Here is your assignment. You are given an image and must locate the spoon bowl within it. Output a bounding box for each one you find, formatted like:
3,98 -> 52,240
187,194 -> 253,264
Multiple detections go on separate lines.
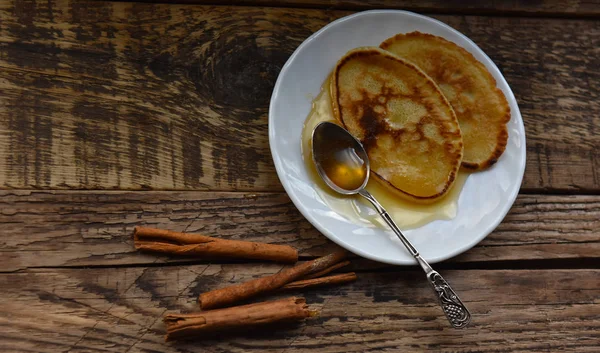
311,121 -> 370,195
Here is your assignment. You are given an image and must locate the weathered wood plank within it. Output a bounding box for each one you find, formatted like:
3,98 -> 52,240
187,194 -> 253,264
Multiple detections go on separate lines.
2,190 -> 599,271
1,266 -> 598,352
0,1 -> 599,191
171,0 -> 600,17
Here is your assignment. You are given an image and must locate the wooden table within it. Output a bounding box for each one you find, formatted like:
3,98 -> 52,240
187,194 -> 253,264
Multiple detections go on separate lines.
1,0 -> 599,351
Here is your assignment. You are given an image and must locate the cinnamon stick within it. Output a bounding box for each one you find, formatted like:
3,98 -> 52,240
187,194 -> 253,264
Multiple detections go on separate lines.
198,250 -> 347,309
133,226 -> 298,263
164,297 -> 315,341
281,273 -> 357,290
301,260 -> 351,280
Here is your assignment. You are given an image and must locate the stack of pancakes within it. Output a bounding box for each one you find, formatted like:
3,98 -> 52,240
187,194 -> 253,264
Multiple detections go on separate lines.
331,32 -> 510,203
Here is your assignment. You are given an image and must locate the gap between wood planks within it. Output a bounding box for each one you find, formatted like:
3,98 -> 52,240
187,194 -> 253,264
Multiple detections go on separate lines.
2,187 -> 600,195
99,0 -> 600,19
3,257 -> 599,274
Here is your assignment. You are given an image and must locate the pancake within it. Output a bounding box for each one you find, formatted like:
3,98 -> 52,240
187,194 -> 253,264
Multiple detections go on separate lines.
331,47 -> 463,203
380,32 -> 510,170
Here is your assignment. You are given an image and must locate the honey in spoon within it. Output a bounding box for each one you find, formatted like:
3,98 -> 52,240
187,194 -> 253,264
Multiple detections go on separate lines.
322,147 -> 367,191
312,124 -> 368,192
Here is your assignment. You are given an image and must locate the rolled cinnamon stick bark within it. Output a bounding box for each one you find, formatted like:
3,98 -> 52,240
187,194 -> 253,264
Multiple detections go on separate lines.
133,227 -> 298,263
302,260 -> 351,280
198,250 -> 347,309
281,273 -> 357,290
164,297 -> 314,341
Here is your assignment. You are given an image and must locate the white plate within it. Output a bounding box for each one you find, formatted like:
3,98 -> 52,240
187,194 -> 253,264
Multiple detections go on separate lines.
269,10 -> 526,265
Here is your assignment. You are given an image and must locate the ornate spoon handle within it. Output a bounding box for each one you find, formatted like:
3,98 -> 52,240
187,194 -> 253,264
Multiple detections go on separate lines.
359,189 -> 471,329
427,270 -> 471,329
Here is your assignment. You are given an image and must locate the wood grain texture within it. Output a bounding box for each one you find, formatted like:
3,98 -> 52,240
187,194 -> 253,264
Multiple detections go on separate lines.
2,190 -> 599,271
170,0 -> 600,17
0,1 -> 599,191
1,266 -> 598,352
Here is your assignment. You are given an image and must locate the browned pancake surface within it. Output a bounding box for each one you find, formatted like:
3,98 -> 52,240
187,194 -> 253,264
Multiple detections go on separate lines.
332,47 -> 463,203
381,32 -> 510,170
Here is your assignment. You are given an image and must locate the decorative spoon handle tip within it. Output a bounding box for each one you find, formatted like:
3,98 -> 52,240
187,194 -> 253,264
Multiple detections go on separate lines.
427,271 -> 471,329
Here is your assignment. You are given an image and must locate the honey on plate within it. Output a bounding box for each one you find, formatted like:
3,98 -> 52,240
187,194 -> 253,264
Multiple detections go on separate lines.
301,77 -> 468,230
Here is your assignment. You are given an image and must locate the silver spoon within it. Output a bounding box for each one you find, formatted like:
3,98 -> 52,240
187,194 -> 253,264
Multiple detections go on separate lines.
311,121 -> 471,329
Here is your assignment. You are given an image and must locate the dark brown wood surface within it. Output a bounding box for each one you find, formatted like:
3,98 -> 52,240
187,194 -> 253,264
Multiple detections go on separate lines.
1,0 -> 599,352
2,190 -> 599,271
139,0 -> 600,17
1,1 -> 599,192
2,266 -> 599,352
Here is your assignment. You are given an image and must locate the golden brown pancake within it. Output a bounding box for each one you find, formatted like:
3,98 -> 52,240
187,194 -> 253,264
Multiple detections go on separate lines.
331,47 -> 463,203
380,32 -> 510,170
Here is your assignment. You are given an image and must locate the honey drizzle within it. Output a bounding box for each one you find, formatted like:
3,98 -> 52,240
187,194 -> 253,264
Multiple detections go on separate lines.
301,77 -> 468,230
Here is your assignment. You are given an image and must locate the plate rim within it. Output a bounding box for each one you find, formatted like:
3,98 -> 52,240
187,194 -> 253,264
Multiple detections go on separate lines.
269,9 -> 527,265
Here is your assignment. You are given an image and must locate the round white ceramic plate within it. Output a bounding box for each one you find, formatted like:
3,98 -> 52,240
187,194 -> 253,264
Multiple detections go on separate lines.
269,10 -> 526,265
